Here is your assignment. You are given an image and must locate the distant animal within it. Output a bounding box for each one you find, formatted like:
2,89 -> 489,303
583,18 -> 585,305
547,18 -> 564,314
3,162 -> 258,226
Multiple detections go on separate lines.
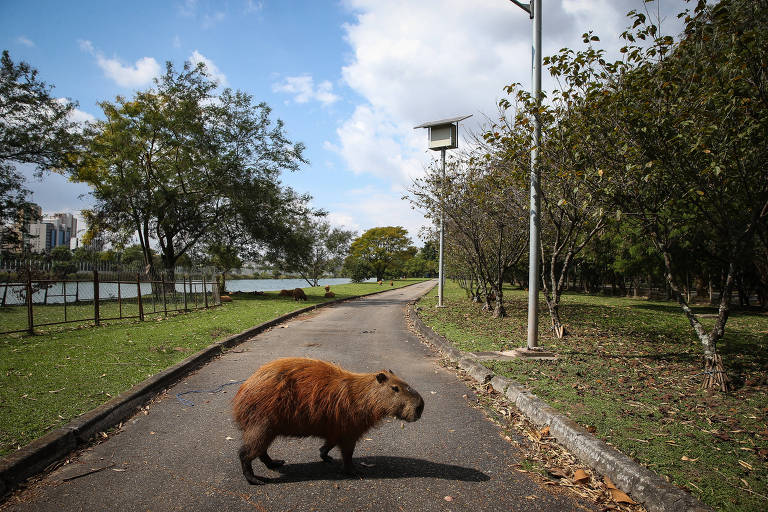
253,291 -> 265,296
324,291 -> 335,298
278,289 -> 292,297
292,288 -> 307,301
324,285 -> 330,292
232,357 -> 424,484
220,295 -> 233,303
378,280 -> 383,286
390,281 -> 394,286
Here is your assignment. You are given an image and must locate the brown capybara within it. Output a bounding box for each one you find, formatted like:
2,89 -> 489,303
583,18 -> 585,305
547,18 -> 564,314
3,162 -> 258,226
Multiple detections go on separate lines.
232,357 -> 424,484
324,285 -> 330,292
220,295 -> 233,302
278,289 -> 292,297
292,288 -> 307,301
324,291 -> 335,298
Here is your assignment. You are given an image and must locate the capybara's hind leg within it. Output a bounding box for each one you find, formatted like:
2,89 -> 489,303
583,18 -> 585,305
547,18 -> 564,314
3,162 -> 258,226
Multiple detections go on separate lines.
239,427 -> 278,484
319,440 -> 335,462
259,451 -> 285,469
239,444 -> 267,485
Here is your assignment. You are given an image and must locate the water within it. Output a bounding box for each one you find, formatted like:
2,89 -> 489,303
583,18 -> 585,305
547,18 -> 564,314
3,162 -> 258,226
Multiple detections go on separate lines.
224,277 -> 358,293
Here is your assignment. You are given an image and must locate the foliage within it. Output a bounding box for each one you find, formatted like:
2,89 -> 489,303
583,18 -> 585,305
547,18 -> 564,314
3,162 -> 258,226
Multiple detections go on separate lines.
73,60 -> 311,276
343,226 -> 415,282
0,51 -> 81,249
270,216 -> 355,286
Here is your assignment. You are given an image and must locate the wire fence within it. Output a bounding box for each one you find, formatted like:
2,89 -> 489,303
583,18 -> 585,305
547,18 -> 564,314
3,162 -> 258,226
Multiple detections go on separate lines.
0,259 -> 221,335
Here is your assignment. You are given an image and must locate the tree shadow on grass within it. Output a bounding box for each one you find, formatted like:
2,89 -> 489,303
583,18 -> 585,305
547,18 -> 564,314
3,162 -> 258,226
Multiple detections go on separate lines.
264,456 -> 489,484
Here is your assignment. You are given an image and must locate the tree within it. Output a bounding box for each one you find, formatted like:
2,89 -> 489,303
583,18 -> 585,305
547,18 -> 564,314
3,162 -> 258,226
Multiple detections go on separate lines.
73,61 -> 310,278
562,0 -> 768,389
271,216 -> 355,287
344,227 -> 415,282
0,51 -> 81,249
206,243 -> 242,293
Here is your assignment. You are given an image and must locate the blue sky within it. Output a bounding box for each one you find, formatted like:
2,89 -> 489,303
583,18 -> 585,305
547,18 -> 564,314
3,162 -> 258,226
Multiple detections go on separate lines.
1,0 -> 686,246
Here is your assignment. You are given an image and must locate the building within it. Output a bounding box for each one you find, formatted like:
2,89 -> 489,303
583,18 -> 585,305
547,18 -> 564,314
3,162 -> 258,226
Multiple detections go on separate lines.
27,212 -> 77,253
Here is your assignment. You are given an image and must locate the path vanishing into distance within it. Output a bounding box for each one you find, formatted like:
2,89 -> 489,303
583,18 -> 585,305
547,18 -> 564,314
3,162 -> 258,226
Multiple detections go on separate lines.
3,281 -> 597,511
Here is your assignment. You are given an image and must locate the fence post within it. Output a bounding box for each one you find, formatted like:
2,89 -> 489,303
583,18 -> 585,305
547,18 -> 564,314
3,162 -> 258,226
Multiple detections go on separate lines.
93,269 -> 100,326
26,269 -> 33,335
118,278 -> 122,319
137,273 -> 144,321
63,280 -> 68,323
161,274 -> 167,317
183,274 -> 188,311
203,274 -> 208,308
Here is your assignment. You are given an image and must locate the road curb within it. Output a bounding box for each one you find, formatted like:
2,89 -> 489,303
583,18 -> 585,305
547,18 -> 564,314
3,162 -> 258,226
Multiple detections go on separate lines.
0,281 -> 425,502
408,302 -> 711,512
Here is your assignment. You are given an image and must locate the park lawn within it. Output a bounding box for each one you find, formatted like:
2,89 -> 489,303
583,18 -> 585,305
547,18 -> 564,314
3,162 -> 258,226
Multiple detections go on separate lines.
0,279 -> 425,457
418,280 -> 768,512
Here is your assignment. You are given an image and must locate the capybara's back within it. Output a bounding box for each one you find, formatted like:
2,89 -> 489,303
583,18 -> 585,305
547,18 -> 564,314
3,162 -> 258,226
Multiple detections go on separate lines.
232,357 -> 424,484
292,288 -> 307,301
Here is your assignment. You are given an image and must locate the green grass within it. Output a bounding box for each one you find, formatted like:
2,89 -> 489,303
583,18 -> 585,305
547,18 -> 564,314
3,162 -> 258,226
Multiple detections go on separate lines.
418,280 -> 768,512
0,280 -> 425,457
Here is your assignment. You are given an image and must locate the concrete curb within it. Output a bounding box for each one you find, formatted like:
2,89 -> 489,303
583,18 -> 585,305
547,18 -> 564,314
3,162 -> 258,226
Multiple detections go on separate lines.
408,302 -> 711,512
0,281 -> 424,501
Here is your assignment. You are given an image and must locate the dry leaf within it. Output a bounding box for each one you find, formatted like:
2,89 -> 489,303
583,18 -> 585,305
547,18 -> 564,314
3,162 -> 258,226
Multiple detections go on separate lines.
225,436 -> 233,441
604,476 -> 617,489
444,496 -> 453,502
573,469 -> 590,484
609,488 -> 637,504
547,467 -> 568,479
540,426 -> 550,438
681,455 -> 699,462
738,460 -> 753,471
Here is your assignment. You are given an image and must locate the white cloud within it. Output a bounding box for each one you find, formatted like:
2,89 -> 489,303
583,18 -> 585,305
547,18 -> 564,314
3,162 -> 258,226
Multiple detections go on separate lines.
173,35 -> 182,48
178,0 -> 197,17
79,40 -> 160,88
202,11 -> 226,29
189,50 -> 228,86
333,0 -> 687,191
245,0 -> 263,13
272,75 -> 340,106
16,36 -> 35,47
54,97 -> 96,126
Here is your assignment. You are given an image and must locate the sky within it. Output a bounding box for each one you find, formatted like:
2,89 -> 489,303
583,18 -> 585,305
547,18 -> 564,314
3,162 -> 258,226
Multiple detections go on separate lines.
1,0 -> 688,247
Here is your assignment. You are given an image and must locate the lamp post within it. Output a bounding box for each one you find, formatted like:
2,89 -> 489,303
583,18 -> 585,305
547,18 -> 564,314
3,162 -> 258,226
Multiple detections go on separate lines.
510,0 -> 543,350
414,115 -> 472,307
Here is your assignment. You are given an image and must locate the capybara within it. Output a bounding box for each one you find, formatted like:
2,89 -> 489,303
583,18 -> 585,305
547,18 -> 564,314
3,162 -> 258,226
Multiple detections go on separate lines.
278,289 -> 292,297
232,357 -> 424,484
220,295 -> 233,302
324,291 -> 335,298
292,288 -> 307,301
324,285 -> 330,292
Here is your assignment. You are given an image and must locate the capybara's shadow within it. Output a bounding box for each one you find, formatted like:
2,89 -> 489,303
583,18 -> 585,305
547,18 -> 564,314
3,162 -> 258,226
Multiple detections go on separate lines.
264,456 -> 489,483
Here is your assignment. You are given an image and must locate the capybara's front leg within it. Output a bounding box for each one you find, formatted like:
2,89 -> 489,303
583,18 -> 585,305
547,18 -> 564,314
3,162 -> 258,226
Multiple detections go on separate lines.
319,440 -> 335,462
239,426 -> 276,484
339,439 -> 359,476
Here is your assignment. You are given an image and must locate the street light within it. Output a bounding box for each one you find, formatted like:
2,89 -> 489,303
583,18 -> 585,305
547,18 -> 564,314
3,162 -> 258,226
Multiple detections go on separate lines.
510,0 -> 543,352
414,114 -> 472,307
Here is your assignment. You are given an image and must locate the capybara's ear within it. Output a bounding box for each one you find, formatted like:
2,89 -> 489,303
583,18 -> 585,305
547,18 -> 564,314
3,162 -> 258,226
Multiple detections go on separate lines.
387,368 -> 396,375
376,372 -> 388,383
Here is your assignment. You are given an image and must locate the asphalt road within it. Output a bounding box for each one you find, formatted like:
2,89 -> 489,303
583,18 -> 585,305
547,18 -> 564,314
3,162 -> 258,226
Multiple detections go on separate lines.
4,281 -> 597,511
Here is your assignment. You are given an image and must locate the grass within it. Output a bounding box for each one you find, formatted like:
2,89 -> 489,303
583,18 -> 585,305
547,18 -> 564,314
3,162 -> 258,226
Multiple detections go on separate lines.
418,280 -> 768,512
0,279 -> 425,457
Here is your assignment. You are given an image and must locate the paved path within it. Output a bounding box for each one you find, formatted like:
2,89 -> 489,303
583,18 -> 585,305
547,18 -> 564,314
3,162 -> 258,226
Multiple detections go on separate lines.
4,281 -> 596,511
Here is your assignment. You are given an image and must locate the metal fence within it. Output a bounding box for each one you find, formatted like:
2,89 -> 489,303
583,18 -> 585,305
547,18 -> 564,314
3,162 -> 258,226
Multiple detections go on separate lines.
0,259 -> 221,335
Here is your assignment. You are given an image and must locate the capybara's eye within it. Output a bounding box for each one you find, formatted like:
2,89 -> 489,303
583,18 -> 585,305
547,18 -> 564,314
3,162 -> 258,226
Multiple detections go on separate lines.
391,385 -> 400,392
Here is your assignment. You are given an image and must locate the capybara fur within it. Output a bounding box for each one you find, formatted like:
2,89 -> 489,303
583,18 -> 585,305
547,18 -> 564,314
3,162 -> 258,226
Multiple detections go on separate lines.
324,285 -> 330,292
324,291 -> 335,298
220,295 -> 233,302
232,357 -> 424,484
292,288 -> 307,301
278,289 -> 292,297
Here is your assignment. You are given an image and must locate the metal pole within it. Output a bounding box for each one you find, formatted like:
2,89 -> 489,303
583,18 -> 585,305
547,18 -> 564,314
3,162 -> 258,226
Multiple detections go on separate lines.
526,0 -> 542,349
438,148 -> 446,307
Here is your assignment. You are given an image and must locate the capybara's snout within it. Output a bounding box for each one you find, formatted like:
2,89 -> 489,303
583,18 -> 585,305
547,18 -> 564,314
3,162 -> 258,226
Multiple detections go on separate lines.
398,387 -> 425,423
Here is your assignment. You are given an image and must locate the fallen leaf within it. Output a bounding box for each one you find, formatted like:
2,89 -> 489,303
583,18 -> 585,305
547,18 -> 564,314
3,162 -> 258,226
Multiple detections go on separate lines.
112,468 -> 126,472
604,476 -> 617,489
609,488 -> 637,504
681,455 -> 699,462
547,467 -> 568,479
444,496 -> 453,502
225,436 -> 233,441
573,469 -> 590,484
738,460 -> 753,471
540,426 -> 550,438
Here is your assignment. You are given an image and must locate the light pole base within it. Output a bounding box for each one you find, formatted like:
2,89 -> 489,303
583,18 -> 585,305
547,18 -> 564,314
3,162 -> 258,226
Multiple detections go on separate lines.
505,347 -> 557,360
